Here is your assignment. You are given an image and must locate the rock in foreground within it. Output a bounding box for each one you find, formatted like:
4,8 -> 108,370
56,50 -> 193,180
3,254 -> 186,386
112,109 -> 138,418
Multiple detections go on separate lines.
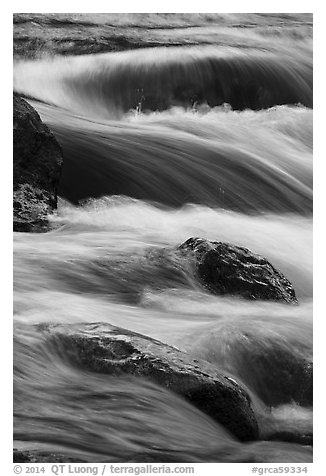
13,449 -> 85,463
45,322 -> 259,441
13,94 -> 63,232
176,237 -> 297,303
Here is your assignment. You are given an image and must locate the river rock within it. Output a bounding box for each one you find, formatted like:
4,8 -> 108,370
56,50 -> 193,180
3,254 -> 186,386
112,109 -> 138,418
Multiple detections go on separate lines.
13,94 -> 63,231
175,237 -> 297,303
44,322 -> 259,441
13,449 -> 85,463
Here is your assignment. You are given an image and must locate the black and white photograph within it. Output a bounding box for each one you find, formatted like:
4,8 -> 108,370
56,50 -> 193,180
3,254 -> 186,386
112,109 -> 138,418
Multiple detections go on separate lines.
12,8 -> 313,468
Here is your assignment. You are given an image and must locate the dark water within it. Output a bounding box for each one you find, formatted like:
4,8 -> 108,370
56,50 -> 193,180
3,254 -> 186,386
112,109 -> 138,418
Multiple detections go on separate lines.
13,13 -> 313,463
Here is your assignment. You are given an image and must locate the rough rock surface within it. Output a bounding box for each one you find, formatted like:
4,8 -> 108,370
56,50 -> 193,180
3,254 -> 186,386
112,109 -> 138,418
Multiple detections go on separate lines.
13,449 -> 85,463
175,237 -> 297,303
44,322 -> 259,441
13,94 -> 63,231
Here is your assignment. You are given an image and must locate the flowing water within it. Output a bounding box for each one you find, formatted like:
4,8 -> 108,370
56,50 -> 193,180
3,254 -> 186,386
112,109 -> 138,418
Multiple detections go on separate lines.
13,13 -> 313,463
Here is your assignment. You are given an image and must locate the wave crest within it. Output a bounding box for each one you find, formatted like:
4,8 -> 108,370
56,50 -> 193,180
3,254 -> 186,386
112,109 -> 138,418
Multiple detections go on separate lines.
14,46 -> 312,118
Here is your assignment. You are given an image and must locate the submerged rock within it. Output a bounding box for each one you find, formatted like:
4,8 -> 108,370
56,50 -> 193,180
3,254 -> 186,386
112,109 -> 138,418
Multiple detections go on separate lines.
267,432 -> 313,446
13,94 -> 63,231
216,332 -> 312,407
254,350 -> 312,407
175,237 -> 297,303
45,322 -> 259,441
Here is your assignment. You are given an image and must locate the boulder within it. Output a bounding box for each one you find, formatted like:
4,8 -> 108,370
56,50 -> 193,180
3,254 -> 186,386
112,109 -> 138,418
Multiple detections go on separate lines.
175,237 -> 297,303
13,94 -> 63,231
44,322 -> 259,441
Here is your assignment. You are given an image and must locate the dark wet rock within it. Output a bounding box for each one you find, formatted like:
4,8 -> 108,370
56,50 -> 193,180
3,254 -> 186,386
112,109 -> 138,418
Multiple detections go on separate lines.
203,326 -> 313,407
242,345 -> 312,407
13,449 -> 85,463
13,449 -> 31,462
255,354 -> 312,407
175,237 -> 297,303
13,94 -> 63,232
44,322 -> 259,442
297,361 -> 313,406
